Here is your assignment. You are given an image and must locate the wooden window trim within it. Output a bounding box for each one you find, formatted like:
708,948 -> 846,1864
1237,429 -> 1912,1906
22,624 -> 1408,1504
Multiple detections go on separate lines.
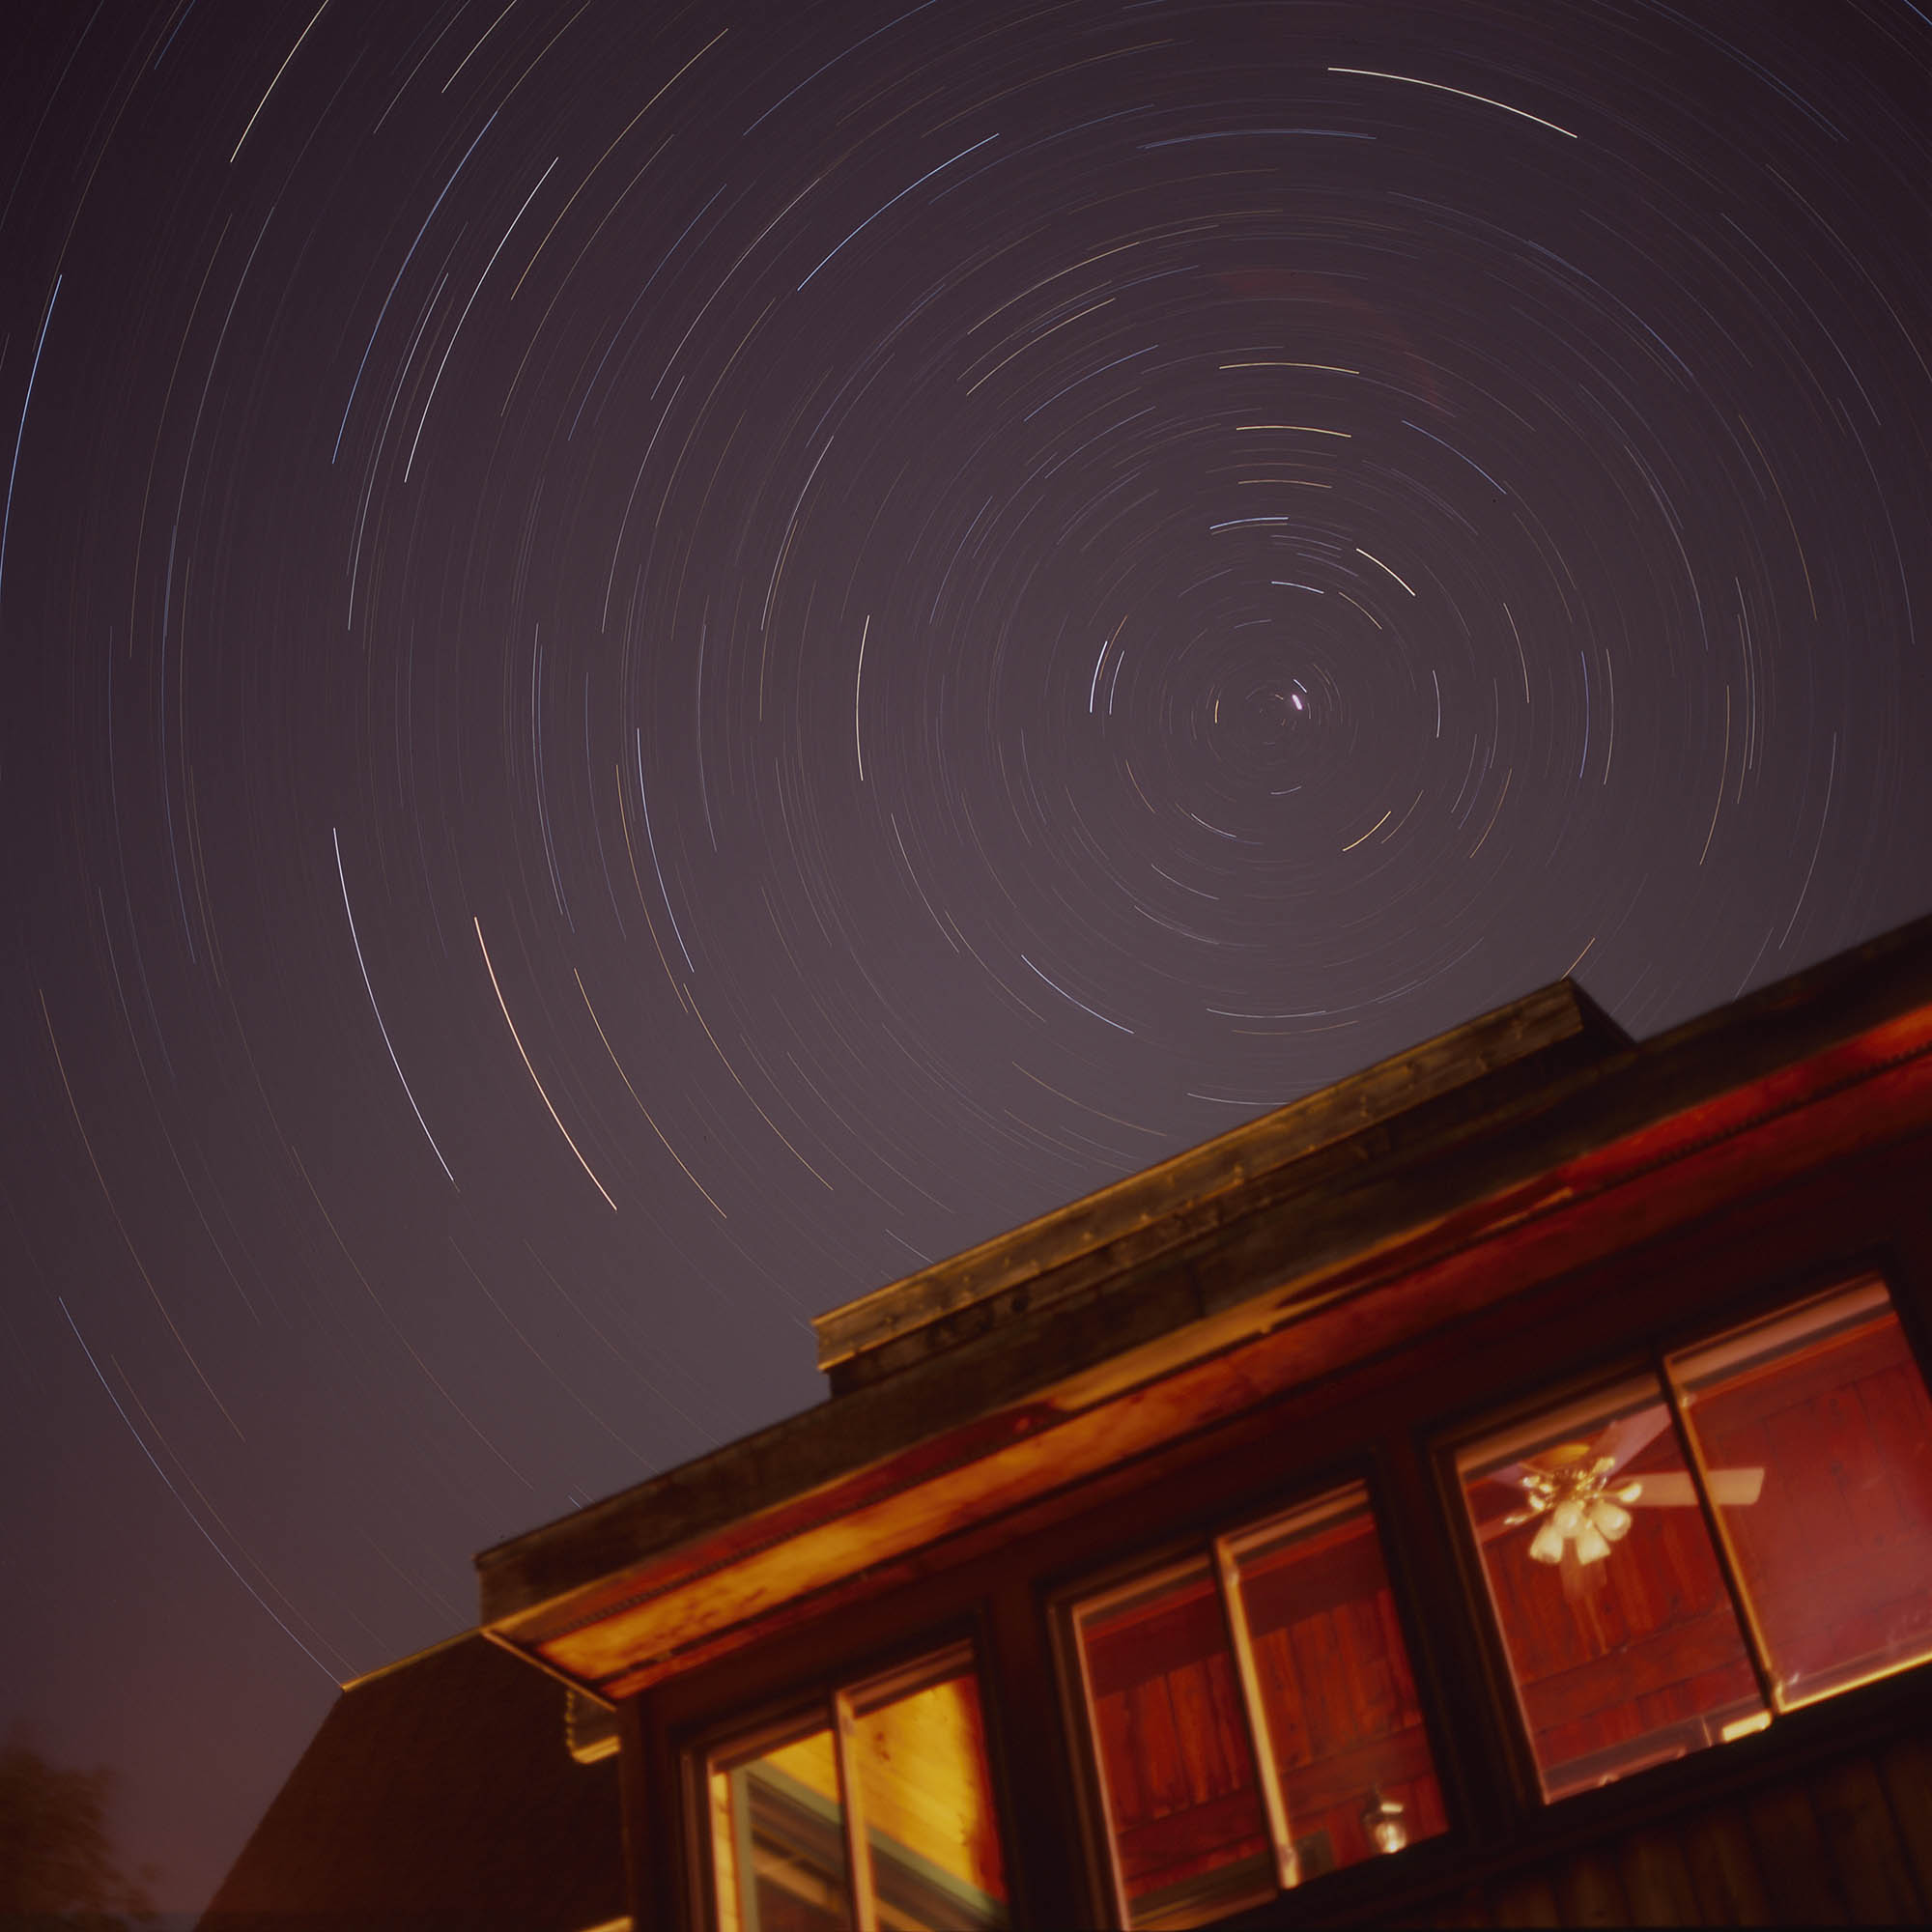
1212,1536 -> 1297,1896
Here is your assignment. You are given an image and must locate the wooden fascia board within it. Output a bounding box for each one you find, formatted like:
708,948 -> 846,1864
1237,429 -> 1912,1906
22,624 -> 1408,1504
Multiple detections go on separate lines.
810,980 -> 1609,1372
484,998 -> 1932,1696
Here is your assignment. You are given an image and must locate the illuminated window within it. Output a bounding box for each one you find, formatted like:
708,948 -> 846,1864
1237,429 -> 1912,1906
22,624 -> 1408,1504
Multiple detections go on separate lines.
1667,1277 -> 1932,1709
1456,1375 -> 1767,1800
706,1642 -> 1009,1932
1067,1484 -> 1445,1928
1456,1275 -> 1932,1804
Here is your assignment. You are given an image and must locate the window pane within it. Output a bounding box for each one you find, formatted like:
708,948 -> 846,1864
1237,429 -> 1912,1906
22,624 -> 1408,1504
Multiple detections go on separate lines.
1071,1557 -> 1272,1928
845,1650 -> 1009,1929
1220,1486 -> 1445,1879
1668,1278 -> 1932,1709
709,1722 -> 851,1932
1457,1376 -> 1767,1800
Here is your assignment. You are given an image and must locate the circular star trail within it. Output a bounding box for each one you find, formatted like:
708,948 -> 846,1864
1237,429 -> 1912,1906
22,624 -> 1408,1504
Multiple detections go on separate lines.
3,0 -> 1930,1906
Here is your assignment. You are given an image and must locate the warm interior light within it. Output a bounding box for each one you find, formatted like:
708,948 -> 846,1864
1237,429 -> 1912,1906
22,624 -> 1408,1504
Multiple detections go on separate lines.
1462,1382 -> 1770,1800
1590,1497 -> 1632,1541
1506,1433 -> 1746,1577
1363,1791 -> 1407,1856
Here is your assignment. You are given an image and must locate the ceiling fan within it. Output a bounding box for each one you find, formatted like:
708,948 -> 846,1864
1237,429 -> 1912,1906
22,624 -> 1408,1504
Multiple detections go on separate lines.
1483,1406 -> 1764,1570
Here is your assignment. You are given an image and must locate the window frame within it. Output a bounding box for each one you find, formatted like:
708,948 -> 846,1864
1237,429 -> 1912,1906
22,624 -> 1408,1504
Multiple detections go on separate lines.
1046,1463 -> 1454,1928
678,1616 -> 1017,1932
1430,1250 -> 1932,1813
1664,1267 -> 1932,1714
657,1233 -> 1932,1931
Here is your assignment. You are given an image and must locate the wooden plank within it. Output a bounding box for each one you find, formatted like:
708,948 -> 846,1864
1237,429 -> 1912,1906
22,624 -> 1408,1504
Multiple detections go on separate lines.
1678,1804 -> 1770,1926
1126,1675 -> 1191,1820
1616,1828 -> 1699,1926
1273,1722 -> 1435,1827
1094,1690 -> 1145,1828
1809,1753 -> 1924,1924
1519,1607 -> 1753,1735
1427,1885 -> 1498,1927
1169,1653 -> 1251,1804
1237,1519 -> 1388,1629
1082,1576 -> 1226,1700
1552,1850 -> 1630,1927
1745,1781 -> 1848,1925
811,981 -> 1611,1371
1878,1734 -> 1932,1911
1488,1870 -> 1562,1926
1113,1786 -> 1267,1887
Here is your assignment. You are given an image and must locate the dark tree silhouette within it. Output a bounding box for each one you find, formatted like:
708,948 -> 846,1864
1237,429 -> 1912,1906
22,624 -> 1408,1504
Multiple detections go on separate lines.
0,1727 -> 156,1930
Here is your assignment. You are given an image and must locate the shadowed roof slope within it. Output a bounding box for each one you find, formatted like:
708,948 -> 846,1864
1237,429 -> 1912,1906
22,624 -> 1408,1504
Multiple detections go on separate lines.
197,1631 -> 621,1932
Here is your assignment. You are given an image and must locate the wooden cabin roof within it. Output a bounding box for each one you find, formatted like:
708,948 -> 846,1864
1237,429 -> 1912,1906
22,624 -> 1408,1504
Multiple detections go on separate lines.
475,914 -> 1932,1705
197,1631 -> 623,1932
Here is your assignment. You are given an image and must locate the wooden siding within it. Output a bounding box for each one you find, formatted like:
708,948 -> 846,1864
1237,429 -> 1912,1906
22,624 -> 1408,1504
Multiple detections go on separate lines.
1407,1733 -> 1931,1927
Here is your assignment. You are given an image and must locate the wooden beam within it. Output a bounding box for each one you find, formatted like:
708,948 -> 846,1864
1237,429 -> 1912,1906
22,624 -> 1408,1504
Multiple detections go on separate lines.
811,980 -> 1622,1376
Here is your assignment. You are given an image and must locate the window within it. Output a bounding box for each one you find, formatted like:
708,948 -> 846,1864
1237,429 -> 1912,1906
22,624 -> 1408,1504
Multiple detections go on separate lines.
1455,1274 -> 1932,1803
1066,1483 -> 1445,1929
1455,1373 -> 1767,1799
1667,1276 -> 1932,1708
705,1642 -> 1009,1932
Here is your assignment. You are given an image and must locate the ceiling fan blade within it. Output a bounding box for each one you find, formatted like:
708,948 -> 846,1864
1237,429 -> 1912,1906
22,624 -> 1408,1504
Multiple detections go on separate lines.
1595,1404 -> 1674,1474
1626,1471 -> 1699,1506
1708,1466 -> 1765,1506
1628,1467 -> 1766,1507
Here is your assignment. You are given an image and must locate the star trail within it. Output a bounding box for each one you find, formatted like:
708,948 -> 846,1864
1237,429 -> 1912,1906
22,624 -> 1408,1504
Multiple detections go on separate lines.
3,0 -> 1929,1910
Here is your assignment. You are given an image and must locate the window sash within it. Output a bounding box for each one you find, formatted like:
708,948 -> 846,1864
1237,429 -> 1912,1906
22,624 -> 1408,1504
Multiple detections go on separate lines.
1067,1481 -> 1440,1926
1665,1275 -> 1932,1713
704,1641 -> 1009,1932
1451,1271 -> 1932,1802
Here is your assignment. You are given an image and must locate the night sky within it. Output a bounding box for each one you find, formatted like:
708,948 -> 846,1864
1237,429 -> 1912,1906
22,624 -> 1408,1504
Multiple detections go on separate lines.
4,0 -> 1930,1911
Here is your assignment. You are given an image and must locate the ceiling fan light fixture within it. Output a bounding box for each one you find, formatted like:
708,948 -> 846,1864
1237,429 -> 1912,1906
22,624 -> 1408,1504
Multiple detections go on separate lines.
1590,1498 -> 1632,1541
1529,1518 -> 1567,1566
1573,1520 -> 1612,1565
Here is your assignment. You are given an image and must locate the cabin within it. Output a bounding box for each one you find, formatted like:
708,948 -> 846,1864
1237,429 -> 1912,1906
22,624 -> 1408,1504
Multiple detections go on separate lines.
204,917 -> 1932,1930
